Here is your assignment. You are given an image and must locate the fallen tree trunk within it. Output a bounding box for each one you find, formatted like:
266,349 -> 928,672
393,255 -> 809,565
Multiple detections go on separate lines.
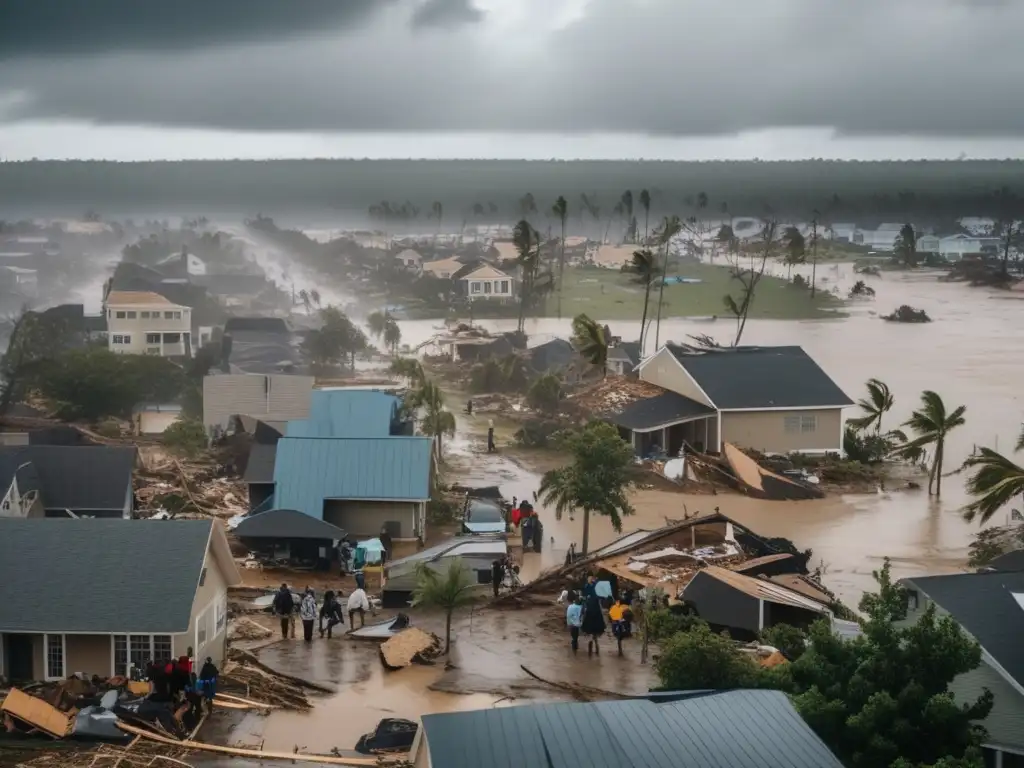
227,648 -> 335,693
519,665 -> 632,701
115,723 -> 396,766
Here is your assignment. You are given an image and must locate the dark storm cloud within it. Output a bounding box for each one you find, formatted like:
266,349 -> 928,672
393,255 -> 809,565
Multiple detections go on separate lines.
0,0 -> 389,58
3,0 -> 1024,137
411,0 -> 485,29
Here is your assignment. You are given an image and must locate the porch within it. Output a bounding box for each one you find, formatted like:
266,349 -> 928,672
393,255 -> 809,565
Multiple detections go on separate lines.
603,389 -> 718,458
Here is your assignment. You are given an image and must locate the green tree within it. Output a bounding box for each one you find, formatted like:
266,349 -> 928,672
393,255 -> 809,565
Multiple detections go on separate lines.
367,310 -> 388,341
161,419 -> 208,457
759,623 -> 808,661
630,248 -> 659,351
570,313 -> 609,375
652,215 -> 684,348
895,391 -> 966,497
782,225 -> 807,279
390,357 -> 425,387
847,378 -> 895,434
552,195 -> 569,318
785,560 -> 991,768
723,219 -> 779,346
962,440 -> 1024,525
0,308 -> 71,418
621,190 -> 636,243
894,223 -> 919,267
412,558 -> 476,655
526,373 -> 561,414
383,316 -> 402,354
655,621 -> 761,690
537,421 -> 637,553
417,379 -> 456,458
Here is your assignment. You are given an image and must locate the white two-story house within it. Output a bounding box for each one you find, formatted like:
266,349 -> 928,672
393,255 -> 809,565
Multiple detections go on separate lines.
104,291 -> 192,358
458,265 -> 515,301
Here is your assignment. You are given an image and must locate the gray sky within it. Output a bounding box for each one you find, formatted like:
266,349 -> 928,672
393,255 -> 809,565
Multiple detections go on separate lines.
3,0 -> 1024,160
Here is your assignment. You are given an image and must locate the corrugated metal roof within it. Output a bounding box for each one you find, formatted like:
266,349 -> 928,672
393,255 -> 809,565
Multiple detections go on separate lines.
273,436 -> 433,514
420,689 -> 843,768
286,390 -> 400,438
387,535 -> 506,570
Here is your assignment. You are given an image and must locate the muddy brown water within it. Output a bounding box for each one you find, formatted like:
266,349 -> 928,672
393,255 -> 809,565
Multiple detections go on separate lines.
401,267 -> 1024,604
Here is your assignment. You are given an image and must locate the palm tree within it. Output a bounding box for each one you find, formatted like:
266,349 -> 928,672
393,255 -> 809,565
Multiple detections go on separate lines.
552,196 -> 568,318
571,313 -> 609,375
412,559 -> 476,654
518,193 -> 537,221
430,201 -> 443,245
297,289 -> 311,314
513,219 -> 541,333
367,310 -> 388,342
309,289 -> 321,308
383,317 -> 402,354
630,248 -> 659,351
418,379 -> 456,458
781,226 -> 806,280
896,391 -> 967,497
639,189 -> 651,243
538,422 -> 638,554
653,215 -> 684,349
389,357 -> 424,387
621,190 -> 635,243
962,443 -> 1024,525
847,378 -> 895,433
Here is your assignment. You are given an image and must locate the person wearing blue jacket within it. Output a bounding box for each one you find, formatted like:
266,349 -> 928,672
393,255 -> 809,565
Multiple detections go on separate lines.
566,596 -> 584,654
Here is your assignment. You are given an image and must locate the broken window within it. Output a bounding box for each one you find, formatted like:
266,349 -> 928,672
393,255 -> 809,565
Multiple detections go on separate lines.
45,634 -> 64,680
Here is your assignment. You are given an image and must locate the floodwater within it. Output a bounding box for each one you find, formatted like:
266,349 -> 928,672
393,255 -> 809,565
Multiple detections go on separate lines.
403,265 -> 1024,604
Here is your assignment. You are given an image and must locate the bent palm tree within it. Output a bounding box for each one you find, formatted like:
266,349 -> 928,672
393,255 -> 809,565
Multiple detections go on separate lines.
552,196 -> 568,318
653,215 -> 683,349
639,189 -> 651,243
847,378 -> 895,433
412,559 -> 475,654
630,248 -> 658,351
513,219 -> 541,333
896,391 -> 966,497
571,313 -> 609,374
367,310 -> 388,342
418,379 -> 456,458
962,447 -> 1024,524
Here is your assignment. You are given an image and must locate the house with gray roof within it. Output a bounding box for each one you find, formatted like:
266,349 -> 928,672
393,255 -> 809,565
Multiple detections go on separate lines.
629,344 -> 852,456
0,445 -> 137,519
412,689 -> 843,768
0,519 -> 240,682
898,571 -> 1024,767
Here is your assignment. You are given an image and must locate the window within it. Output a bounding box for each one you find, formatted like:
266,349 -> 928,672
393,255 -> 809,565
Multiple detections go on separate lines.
906,589 -> 919,611
141,311 -> 151,319
152,635 -> 173,662
173,311 -> 182,320
784,414 -> 817,434
146,333 -> 161,344
115,311 -> 126,319
129,634 -> 150,671
113,635 -> 175,676
164,311 -> 174,319
499,280 -> 510,294
112,334 -> 131,345
483,282 -> 492,294
113,635 -> 128,676
163,333 -> 181,344
146,347 -> 160,355
44,634 -> 64,680
126,311 -> 137,319
470,282 -> 481,294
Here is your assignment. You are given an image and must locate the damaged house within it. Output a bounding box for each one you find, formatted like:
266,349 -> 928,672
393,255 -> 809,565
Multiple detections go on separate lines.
0,519 -> 240,681
0,445 -> 137,519
602,344 -> 852,457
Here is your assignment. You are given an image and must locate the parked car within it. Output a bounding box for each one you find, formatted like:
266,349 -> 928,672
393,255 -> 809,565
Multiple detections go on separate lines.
462,498 -> 508,535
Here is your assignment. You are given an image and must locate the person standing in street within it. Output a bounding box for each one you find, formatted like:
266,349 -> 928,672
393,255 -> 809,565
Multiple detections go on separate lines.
379,526 -> 393,563
566,595 -> 583,654
581,594 -> 606,657
491,558 -> 503,598
487,419 -> 496,453
198,657 -> 219,714
299,588 -> 318,643
347,585 -> 370,628
319,590 -> 345,638
272,583 -> 295,640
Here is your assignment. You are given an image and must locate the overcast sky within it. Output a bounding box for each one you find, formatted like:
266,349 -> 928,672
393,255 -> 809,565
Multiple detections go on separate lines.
3,0 -> 1024,161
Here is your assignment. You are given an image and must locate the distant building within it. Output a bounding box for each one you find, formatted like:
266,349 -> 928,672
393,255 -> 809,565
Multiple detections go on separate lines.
103,290 -> 192,358
607,341 -> 642,376
132,403 -> 183,435
916,234 -> 941,253
939,234 -> 998,262
421,257 -> 464,280
591,244 -> 635,269
394,248 -> 423,272
458,265 -> 515,300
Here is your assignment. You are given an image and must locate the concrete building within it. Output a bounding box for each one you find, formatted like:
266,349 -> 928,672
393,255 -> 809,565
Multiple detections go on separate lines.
103,290 -> 192,358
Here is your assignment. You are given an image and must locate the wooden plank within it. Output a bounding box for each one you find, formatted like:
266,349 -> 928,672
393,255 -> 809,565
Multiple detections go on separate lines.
0,688 -> 74,738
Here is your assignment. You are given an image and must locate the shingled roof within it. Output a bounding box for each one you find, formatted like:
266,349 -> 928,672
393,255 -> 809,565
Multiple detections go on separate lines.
0,445 -> 136,513
0,520 -> 229,633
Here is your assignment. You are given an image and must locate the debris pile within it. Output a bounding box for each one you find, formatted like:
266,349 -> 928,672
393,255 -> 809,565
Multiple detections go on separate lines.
567,376 -> 666,413
222,648 -> 334,709
882,304 -> 932,323
135,458 -> 247,518
379,628 -> 443,670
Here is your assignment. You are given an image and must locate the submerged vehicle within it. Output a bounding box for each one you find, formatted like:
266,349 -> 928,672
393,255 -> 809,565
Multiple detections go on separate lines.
461,497 -> 508,535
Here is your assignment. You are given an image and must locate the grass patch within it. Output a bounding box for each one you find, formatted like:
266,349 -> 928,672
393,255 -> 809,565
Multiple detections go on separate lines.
552,265 -> 844,321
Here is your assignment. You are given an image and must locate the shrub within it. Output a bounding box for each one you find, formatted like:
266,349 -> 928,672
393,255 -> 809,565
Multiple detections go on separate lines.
162,419 -> 207,457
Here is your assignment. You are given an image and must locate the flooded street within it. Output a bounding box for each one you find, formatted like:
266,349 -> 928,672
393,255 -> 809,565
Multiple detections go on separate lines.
401,267 -> 1024,603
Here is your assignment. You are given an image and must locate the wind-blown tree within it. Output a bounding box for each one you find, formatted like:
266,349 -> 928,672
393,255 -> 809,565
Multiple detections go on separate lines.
620,190 -> 635,243
781,225 -> 806,279
894,223 -> 919,267
652,214 -> 684,349
513,219 -> 541,333
430,201 -> 443,244
639,189 -> 651,243
412,558 -> 475,654
961,425 -> 1024,524
570,313 -> 609,375
808,212 -> 822,297
389,357 -> 425,388
309,289 -> 321,308
630,248 -> 659,351
723,219 -> 778,346
297,288 -> 311,314
0,308 -> 70,419
518,193 -> 537,221
552,196 -> 569,318
383,316 -> 402,354
896,391 -> 966,497
847,378 -> 895,433
417,379 -> 456,458
367,310 -> 388,342
538,421 -> 638,554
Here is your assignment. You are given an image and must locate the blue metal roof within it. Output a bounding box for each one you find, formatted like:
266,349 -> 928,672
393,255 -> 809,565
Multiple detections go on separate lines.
273,436 -> 434,515
286,390 -> 400,438
420,689 -> 843,768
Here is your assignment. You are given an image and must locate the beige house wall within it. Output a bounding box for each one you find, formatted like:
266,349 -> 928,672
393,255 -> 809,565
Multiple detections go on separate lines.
177,548 -> 230,666
203,373 -> 314,429
638,348 -> 715,408
324,500 -> 419,539
720,409 -> 843,454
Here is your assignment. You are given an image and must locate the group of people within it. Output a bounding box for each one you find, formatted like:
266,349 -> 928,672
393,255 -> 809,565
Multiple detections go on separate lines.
144,651 -> 220,720
272,583 -> 373,642
564,576 -> 635,657
510,497 -> 543,553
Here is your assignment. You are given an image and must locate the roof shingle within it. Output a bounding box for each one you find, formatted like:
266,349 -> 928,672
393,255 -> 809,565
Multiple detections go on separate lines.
0,519 -> 213,633
234,508 -> 346,540
604,389 -> 715,431
0,445 -> 136,512
667,345 -> 852,409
